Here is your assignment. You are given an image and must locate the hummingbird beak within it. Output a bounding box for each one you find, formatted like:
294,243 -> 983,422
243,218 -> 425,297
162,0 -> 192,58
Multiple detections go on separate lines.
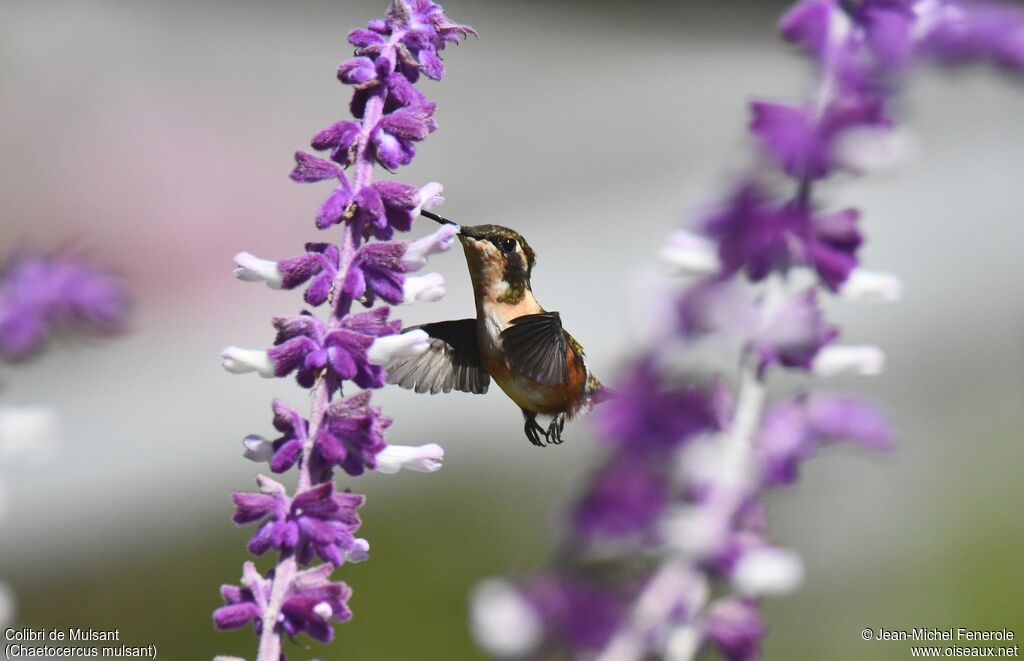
420,209 -> 461,233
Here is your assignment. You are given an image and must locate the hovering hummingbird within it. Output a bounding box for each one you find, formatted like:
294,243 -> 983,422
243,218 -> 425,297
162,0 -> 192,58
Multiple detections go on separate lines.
384,210 -> 606,447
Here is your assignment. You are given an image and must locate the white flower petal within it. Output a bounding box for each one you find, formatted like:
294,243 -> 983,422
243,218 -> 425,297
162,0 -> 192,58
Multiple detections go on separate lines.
834,126 -> 916,173
732,547 -> 804,597
659,230 -> 720,276
840,268 -> 903,304
366,330 -> 430,366
221,347 -> 275,377
255,474 -> 286,495
402,224 -> 459,271
666,624 -> 703,661
414,182 -> 445,214
242,435 -> 274,463
402,273 -> 446,304
348,538 -> 370,563
0,406 -> 61,461
813,345 -> 885,377
313,602 -> 333,620
375,443 -> 444,474
233,252 -> 284,289
470,579 -> 543,658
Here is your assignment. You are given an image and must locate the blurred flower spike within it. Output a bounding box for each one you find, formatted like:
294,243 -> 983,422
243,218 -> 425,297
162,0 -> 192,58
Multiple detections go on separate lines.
0,251 -> 128,363
471,1 -> 1024,660
0,249 -> 129,628
214,1 -> 473,659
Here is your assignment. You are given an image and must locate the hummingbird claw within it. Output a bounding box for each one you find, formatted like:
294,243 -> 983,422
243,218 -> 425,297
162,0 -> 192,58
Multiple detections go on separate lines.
545,413 -> 566,445
523,413 -> 546,448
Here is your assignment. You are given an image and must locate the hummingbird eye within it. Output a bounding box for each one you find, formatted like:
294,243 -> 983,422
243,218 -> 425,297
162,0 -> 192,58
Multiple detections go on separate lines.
498,237 -> 518,253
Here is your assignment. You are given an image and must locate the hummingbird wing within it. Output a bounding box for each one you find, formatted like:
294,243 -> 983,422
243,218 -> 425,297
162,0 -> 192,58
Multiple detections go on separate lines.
499,312 -> 569,387
385,319 -> 490,395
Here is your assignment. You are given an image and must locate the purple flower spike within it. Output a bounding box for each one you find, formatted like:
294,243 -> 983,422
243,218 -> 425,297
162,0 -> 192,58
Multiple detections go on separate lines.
217,1 -> 469,656
0,252 -> 128,362
469,2 -> 1024,660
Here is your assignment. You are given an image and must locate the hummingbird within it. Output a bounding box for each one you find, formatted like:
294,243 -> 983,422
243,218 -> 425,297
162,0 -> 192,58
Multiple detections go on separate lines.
384,210 -> 606,447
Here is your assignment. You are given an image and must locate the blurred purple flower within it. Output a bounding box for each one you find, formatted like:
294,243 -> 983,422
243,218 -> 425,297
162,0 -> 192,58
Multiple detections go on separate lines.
572,453 -> 670,541
753,289 -> 838,371
0,252 -> 128,362
756,394 -> 891,487
597,362 -> 721,451
703,185 -> 863,290
523,575 -> 625,655
704,598 -> 765,661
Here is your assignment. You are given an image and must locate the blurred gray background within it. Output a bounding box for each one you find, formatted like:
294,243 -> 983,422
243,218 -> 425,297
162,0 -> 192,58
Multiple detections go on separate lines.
1,1 -> 1022,659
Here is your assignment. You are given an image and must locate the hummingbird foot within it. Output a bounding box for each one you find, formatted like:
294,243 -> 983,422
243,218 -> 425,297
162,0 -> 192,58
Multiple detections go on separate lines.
522,411 -> 547,448
545,413 -> 566,445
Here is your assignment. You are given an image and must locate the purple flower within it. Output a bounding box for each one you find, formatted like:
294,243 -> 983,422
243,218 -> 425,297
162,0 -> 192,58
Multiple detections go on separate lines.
232,476 -> 367,567
277,243 -> 340,308
213,562 -> 269,633
315,390 -> 391,476
756,394 -> 891,487
704,598 -> 765,661
343,242 -> 407,308
572,453 -> 670,541
242,400 -> 309,474
371,103 -> 437,170
597,362 -> 720,451
0,252 -> 128,362
214,562 -> 353,643
266,308 -> 400,389
310,120 -> 361,164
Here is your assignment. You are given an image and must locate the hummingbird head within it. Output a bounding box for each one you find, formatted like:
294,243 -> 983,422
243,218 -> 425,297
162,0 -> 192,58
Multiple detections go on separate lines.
419,210 -> 537,304
457,224 -> 536,304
